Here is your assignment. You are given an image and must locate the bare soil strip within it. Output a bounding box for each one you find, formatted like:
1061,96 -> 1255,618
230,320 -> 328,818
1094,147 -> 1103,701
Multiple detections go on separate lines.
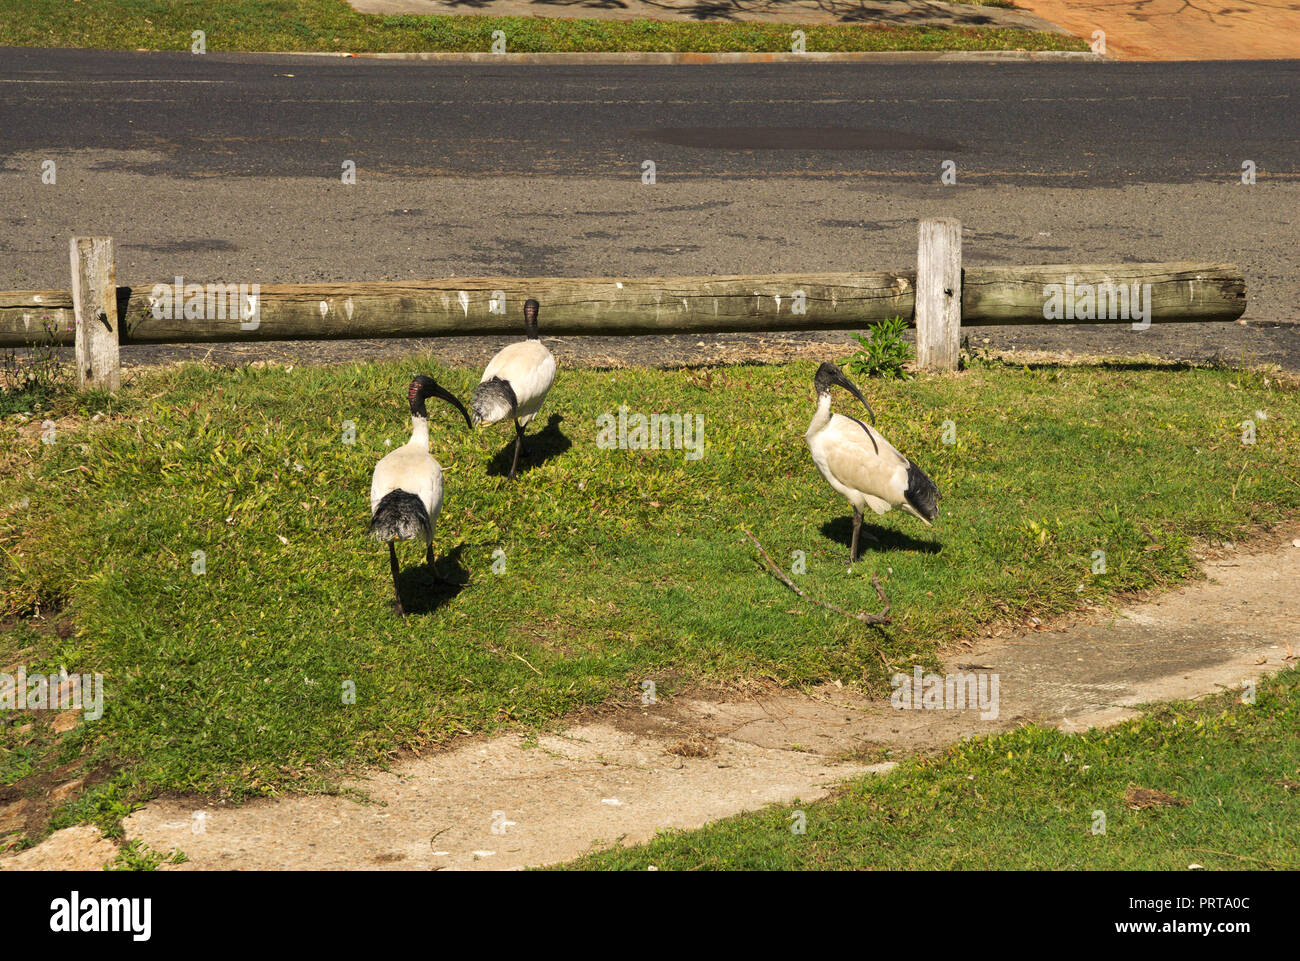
1014,0 -> 1300,60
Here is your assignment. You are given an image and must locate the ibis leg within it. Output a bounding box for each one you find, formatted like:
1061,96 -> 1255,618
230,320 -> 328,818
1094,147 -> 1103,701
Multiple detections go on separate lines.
850,508 -> 863,565
388,542 -> 404,617
426,542 -> 448,584
508,419 -> 525,481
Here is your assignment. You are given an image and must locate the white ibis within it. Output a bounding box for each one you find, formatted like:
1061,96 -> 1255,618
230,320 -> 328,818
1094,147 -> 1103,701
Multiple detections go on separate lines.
368,374 -> 471,616
805,362 -> 940,565
469,298 -> 556,480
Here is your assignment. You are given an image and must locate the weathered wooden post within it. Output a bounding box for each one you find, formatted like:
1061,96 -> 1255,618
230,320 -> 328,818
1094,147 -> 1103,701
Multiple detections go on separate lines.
69,236 -> 121,392
915,218 -> 962,373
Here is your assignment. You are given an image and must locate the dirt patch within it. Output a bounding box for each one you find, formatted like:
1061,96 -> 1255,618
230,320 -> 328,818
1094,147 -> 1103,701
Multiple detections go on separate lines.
0,620 -> 102,853
109,330 -> 865,374
1124,786 -> 1189,810
52,320 -> 1294,384
1014,0 -> 1300,60
0,826 -> 116,871
0,752 -> 99,855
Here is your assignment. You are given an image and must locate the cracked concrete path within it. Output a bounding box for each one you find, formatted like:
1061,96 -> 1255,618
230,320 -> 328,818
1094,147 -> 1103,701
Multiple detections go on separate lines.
49,530 -> 1287,871
123,726 -> 882,871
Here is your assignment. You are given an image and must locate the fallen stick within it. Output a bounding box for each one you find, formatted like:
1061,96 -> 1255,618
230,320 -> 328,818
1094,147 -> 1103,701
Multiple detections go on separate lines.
742,528 -> 891,625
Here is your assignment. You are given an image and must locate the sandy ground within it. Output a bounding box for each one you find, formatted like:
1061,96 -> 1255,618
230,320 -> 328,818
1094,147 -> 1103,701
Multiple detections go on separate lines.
93,320 -> 1300,378
1014,0 -> 1300,61
7,529 -> 1296,870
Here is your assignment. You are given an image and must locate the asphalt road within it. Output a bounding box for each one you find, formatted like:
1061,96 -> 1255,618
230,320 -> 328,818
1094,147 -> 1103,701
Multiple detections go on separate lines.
3,49 -> 1297,182
1,48 -> 1298,368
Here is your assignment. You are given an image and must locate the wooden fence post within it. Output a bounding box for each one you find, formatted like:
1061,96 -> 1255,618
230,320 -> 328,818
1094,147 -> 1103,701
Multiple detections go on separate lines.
915,218 -> 962,373
69,236 -> 120,392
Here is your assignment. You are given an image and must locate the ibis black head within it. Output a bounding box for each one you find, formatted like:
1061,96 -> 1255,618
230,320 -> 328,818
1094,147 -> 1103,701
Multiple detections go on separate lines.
408,374 -> 472,429
523,298 -> 540,340
814,362 -> 878,454
814,362 -> 876,425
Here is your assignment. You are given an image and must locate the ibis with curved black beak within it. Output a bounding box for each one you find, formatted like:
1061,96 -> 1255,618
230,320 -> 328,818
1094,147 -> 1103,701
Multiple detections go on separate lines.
805,362 -> 940,566
368,374 -> 472,616
469,298 -> 556,481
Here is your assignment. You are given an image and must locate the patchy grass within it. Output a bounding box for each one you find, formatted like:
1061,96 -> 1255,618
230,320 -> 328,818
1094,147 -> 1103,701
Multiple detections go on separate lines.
0,355 -> 1296,842
562,667 -> 1300,870
0,0 -> 1088,54
107,838 -> 188,870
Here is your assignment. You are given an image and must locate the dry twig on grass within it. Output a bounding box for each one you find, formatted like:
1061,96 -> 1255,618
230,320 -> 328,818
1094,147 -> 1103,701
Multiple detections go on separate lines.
742,528 -> 891,625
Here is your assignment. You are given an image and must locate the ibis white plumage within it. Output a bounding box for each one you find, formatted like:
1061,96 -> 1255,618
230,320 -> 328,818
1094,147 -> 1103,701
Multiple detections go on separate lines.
805,362 -> 940,565
368,374 -> 471,616
469,298 -> 556,480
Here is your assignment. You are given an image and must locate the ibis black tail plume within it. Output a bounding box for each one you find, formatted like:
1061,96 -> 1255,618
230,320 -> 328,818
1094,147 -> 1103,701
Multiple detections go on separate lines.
903,462 -> 941,524
469,376 -> 518,427
368,490 -> 432,543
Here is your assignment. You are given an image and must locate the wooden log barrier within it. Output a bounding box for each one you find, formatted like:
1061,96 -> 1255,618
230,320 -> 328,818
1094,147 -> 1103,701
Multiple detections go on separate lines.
0,263 -> 1245,348
0,223 -> 1248,390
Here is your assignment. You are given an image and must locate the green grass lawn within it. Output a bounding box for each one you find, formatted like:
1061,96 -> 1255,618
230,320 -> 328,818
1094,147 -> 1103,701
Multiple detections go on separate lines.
0,0 -> 1088,54
562,667 -> 1300,870
1,354 -> 1296,844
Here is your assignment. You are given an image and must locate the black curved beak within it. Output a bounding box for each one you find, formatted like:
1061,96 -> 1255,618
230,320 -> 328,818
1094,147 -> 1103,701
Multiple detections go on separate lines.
834,368 -> 876,425
432,384 -> 473,430
833,367 -> 879,455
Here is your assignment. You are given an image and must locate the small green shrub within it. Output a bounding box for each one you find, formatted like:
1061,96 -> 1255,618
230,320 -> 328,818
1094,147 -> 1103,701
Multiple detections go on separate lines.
0,315 -> 71,415
840,316 -> 914,380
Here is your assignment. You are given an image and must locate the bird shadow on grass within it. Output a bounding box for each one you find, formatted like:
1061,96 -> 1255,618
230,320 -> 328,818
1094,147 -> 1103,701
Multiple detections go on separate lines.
820,517 -> 942,555
394,543 -> 468,616
486,413 -> 572,478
